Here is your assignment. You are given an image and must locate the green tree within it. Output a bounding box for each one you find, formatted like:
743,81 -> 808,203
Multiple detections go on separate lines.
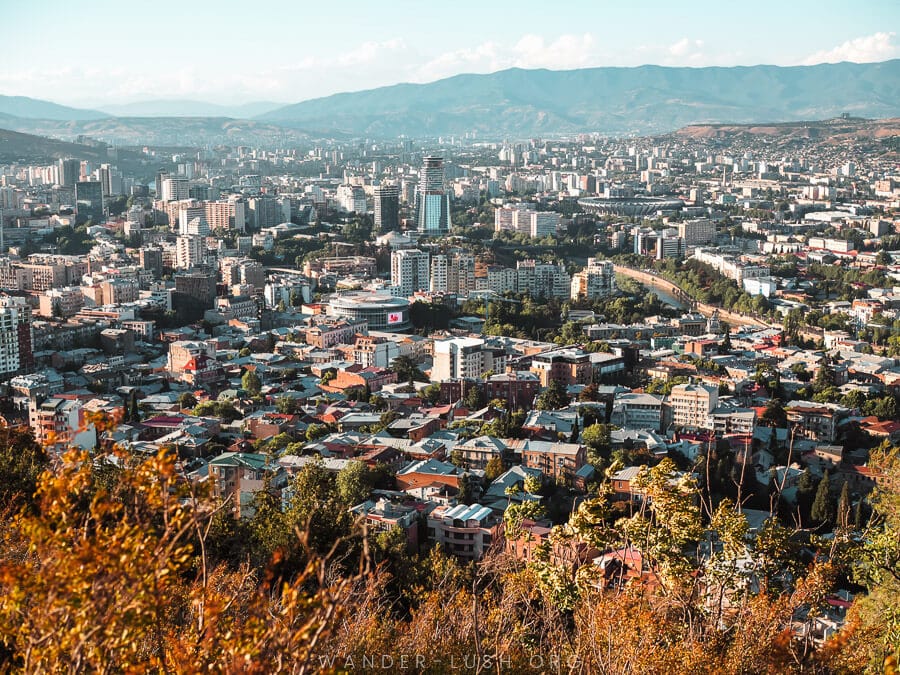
837,480 -> 851,530
335,461 -> 373,506
241,369 -> 262,396
178,392 -> 197,410
305,423 -> 329,442
536,380 -> 569,410
811,470 -> 834,527
463,386 -> 485,410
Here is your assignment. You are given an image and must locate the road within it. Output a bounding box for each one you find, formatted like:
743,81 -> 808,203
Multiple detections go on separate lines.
613,265 -> 776,330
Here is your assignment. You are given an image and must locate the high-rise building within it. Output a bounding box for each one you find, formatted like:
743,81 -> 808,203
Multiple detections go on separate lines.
155,169 -> 169,198
571,258 -> 617,300
391,249 -> 430,296
75,181 -> 104,224
677,218 -> 715,246
161,177 -> 190,202
58,158 -> 81,188
430,254 -> 448,293
374,184 -> 400,232
448,253 -> 475,295
176,235 -> 205,270
0,296 -> 33,376
416,156 -> 451,235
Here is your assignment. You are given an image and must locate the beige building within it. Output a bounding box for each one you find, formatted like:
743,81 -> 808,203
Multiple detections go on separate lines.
669,383 -> 718,430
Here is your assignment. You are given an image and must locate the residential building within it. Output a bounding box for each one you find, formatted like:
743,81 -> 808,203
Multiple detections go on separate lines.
571,258 -> 616,300
611,392 -> 667,432
0,296 -> 33,376
669,383 -> 718,430
521,440 -> 587,484
391,249 -> 430,296
427,503 -> 501,560
530,348 -> 593,387
432,337 -> 497,381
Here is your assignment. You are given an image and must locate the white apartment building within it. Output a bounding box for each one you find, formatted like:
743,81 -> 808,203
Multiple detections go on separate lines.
0,296 -> 31,376
669,383 -> 719,430
571,258 -> 616,300
175,235 -> 205,270
161,177 -> 190,201
431,337 -> 496,382
391,249 -> 430,296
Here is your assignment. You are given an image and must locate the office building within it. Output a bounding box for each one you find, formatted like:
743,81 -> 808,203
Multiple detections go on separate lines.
75,181 -> 104,224
374,184 -> 400,231
391,249 -> 430,296
58,158 -> 81,188
416,156 -> 451,235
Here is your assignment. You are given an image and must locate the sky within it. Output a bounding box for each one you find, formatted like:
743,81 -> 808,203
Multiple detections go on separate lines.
1,0 -> 898,108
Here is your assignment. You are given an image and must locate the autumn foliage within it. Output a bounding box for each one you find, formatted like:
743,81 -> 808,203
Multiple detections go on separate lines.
0,429 -> 897,673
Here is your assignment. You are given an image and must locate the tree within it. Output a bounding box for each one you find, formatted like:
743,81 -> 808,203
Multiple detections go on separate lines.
335,461 -> 373,506
389,355 -> 427,383
837,481 -> 851,529
812,355 -> 834,394
484,456 -> 505,482
241,369 -> 262,396
457,473 -> 475,505
178,392 -> 197,410
463,385 -> 485,410
721,326 -> 732,354
811,470 -> 834,527
275,396 -> 298,414
305,423 -> 329,442
536,380 -> 569,410
0,427 -> 48,510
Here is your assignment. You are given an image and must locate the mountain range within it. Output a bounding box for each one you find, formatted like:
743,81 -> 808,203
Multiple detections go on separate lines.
258,60 -> 900,136
1,60 -> 899,140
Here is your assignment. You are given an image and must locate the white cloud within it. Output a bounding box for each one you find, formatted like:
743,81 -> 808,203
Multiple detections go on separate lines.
413,33 -> 597,82
338,39 -> 407,66
802,31 -> 898,65
511,33 -> 595,69
664,38 -> 705,64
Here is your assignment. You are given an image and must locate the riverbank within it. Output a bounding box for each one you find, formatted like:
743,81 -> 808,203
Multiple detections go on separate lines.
614,265 -> 775,329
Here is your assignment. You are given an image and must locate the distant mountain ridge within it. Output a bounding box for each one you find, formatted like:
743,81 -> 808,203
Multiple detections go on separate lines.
0,95 -> 106,121
99,100 -> 284,119
259,60 -> 900,137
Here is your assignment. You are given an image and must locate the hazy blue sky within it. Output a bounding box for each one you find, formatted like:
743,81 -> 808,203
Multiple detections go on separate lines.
2,0 -> 898,106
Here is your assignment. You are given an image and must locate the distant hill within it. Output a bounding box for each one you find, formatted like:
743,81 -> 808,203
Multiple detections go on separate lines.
0,95 -> 106,121
0,117 -> 311,148
259,60 -> 900,137
99,100 -> 284,118
0,127 -> 110,163
674,117 -> 900,142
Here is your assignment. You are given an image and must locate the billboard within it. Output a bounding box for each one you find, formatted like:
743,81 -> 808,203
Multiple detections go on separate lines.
387,311 -> 403,325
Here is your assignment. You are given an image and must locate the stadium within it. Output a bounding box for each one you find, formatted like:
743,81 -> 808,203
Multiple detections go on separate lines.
327,292 -> 411,332
578,196 -> 685,216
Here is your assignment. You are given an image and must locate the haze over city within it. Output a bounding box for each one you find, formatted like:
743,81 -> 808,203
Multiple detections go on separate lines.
2,0 -> 899,107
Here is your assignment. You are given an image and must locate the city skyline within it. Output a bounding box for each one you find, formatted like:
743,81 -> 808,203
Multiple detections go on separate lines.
1,0 -> 898,107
